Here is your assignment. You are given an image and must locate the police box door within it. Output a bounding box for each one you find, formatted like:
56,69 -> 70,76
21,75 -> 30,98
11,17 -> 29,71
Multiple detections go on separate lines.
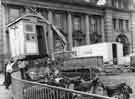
36,25 -> 47,55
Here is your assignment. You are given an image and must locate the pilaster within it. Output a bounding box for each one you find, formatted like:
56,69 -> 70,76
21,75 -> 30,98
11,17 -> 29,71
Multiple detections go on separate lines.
2,4 -> 9,61
130,12 -> 135,52
101,17 -> 105,42
104,9 -> 113,42
85,15 -> 90,45
67,12 -> 72,50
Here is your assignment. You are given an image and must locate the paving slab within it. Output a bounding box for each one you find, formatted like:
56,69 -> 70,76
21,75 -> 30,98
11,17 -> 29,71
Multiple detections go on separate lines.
0,74 -> 12,99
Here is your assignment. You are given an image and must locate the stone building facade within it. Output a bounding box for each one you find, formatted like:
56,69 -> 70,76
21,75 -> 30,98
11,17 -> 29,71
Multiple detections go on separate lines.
0,0 -> 135,71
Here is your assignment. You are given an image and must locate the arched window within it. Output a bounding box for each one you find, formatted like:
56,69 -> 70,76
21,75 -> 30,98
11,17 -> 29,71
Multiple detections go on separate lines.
116,34 -> 130,56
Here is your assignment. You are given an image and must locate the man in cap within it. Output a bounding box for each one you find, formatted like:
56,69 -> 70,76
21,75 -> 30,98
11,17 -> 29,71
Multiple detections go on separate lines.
4,58 -> 17,89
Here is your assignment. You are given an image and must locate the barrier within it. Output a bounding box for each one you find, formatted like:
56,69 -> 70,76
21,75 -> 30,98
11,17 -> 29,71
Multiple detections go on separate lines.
11,72 -> 113,99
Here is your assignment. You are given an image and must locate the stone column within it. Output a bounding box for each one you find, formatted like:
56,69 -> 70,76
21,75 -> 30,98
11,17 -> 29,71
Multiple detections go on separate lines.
85,15 -> 90,45
2,4 -> 9,62
129,0 -> 134,10
67,12 -> 73,50
89,16 -> 92,43
101,17 -> 105,42
97,17 -> 100,34
116,0 -> 119,8
3,5 -> 9,54
130,12 -> 135,52
48,10 -> 54,54
104,9 -> 113,42
0,1 -> 5,71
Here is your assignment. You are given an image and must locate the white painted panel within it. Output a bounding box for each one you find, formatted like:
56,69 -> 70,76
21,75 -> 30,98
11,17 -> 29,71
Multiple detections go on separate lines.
72,42 -> 123,63
117,43 -> 124,64
9,21 -> 25,57
9,26 -> 17,57
25,41 -> 38,54
117,43 -> 123,58
17,21 -> 25,55
15,24 -> 20,56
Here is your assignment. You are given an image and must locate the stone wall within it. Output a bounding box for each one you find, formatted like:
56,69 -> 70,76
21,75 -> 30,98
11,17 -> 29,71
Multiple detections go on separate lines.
0,1 -> 10,72
0,0 -> 4,72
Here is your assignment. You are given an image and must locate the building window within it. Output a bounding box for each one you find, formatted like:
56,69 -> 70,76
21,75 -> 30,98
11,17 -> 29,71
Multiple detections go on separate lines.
90,16 -> 101,33
113,18 -> 129,32
123,0 -> 129,9
125,20 -> 129,32
119,19 -> 123,32
9,8 -> 20,22
116,0 -> 119,8
113,19 -> 116,31
73,16 -> 81,31
72,16 -> 85,46
54,13 -> 63,29
112,0 -> 129,9
91,16 -> 96,33
90,16 -> 102,44
24,23 -> 35,33
112,0 -> 116,7
118,0 -> 123,8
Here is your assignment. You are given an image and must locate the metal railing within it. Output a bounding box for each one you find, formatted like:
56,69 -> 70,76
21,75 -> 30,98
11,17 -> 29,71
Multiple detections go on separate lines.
11,72 -> 113,99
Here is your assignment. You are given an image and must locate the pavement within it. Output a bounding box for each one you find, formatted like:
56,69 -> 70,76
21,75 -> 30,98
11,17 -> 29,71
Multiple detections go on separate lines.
0,73 -> 12,99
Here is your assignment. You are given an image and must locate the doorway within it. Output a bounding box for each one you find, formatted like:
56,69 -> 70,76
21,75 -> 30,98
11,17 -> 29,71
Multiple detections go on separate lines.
112,43 -> 117,64
36,25 -> 47,55
116,34 -> 129,56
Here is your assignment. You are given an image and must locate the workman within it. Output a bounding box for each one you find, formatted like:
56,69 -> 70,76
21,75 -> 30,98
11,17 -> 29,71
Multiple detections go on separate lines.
18,61 -> 28,79
4,58 -> 16,89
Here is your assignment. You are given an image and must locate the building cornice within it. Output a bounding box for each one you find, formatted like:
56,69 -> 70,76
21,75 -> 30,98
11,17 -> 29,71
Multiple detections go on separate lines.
2,0 -> 104,15
2,0 -> 131,17
106,6 -> 131,13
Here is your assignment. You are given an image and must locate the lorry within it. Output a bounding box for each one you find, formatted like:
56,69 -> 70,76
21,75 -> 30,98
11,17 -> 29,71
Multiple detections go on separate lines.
72,42 -> 123,65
